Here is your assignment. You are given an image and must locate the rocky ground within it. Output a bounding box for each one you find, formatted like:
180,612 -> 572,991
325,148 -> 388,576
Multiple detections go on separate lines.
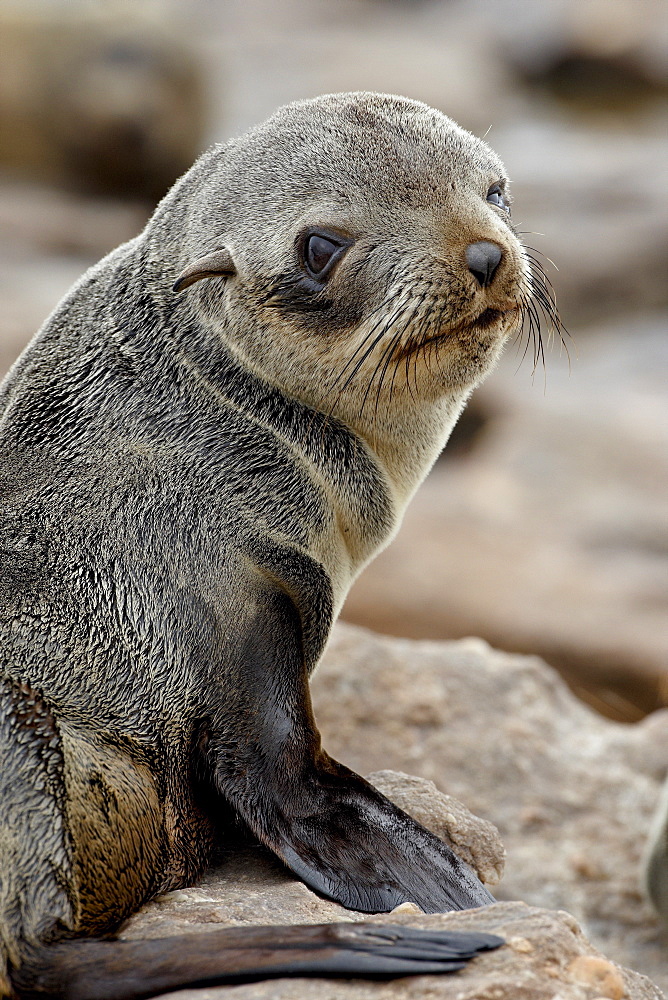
313,626 -> 668,992
125,894 -> 662,1000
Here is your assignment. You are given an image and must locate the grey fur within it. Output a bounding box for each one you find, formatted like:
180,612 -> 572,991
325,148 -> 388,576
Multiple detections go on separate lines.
1,93 -> 534,994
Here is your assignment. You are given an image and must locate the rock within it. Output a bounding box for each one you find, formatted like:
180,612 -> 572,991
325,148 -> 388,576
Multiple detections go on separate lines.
0,10 -> 206,199
311,625 -> 668,992
481,0 -> 668,94
115,629 -> 667,995
0,180 -> 149,259
201,0 -> 516,142
0,180 -> 149,383
644,775 -> 668,923
568,955 -> 626,999
343,315 -> 668,720
496,123 -> 668,327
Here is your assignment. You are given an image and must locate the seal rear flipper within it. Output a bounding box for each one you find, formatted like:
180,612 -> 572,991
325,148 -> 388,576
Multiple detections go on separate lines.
20,924 -> 503,1000
248,758 -> 495,914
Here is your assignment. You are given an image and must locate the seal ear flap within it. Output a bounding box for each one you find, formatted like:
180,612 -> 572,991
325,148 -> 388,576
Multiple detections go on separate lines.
172,248 -> 236,293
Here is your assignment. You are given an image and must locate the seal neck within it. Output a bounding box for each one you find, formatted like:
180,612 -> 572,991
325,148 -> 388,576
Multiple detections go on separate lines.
165,319 -> 398,568
334,390 -> 471,513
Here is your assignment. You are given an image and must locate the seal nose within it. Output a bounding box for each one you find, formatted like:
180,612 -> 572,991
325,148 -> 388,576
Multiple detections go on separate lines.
466,241 -> 503,288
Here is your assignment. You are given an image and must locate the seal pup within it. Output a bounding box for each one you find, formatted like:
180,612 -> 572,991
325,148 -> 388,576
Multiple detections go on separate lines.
0,92 -> 557,997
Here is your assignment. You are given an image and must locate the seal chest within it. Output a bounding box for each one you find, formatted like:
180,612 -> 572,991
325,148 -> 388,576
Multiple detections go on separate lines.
0,93 -> 555,997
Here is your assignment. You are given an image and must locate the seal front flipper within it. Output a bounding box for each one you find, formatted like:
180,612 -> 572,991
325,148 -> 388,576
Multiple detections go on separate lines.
255,755 -> 495,914
210,585 -> 494,915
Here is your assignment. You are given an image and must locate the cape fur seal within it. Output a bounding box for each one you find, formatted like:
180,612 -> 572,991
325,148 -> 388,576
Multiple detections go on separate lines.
0,92 -> 558,998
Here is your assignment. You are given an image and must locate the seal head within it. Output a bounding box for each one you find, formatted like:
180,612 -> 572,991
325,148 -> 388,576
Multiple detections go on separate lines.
166,93 -> 530,506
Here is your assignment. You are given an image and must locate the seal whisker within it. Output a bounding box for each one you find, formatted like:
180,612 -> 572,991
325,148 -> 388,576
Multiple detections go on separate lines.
324,291 -> 405,415
514,243 -> 571,378
529,280 -> 571,364
520,241 -> 560,273
386,293 -> 430,404
524,250 -> 567,337
523,296 -> 548,386
404,343 -> 417,402
337,330 -> 392,423
411,303 -> 435,397
372,331 -> 406,424
421,310 -> 443,384
377,291 -> 430,410
353,289 -> 416,412
514,299 -> 539,375
407,295 -> 434,401
375,316 -> 414,415
360,320 -> 404,420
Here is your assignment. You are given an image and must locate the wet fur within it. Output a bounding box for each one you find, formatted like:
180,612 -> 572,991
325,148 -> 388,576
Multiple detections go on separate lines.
1,93 -> 558,995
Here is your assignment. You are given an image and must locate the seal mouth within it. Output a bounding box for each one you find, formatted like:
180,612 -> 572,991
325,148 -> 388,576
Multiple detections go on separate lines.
470,307 -> 506,329
396,304 -> 519,361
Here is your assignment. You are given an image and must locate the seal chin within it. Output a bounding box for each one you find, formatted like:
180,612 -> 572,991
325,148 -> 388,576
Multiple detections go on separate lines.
398,304 -> 519,362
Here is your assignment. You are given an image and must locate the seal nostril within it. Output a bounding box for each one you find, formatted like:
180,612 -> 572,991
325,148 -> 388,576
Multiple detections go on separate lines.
466,241 -> 503,288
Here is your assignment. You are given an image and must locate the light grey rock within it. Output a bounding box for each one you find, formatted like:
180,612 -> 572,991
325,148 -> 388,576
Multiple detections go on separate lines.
115,629 -> 667,995
312,626 -> 668,992
117,837 -> 663,999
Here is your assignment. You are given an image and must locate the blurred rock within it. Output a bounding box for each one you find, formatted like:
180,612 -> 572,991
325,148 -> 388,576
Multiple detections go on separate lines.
501,118 -> 668,326
116,766 -> 662,997
113,625 -> 668,992
481,0 -> 668,99
0,10 -> 206,199
195,0 -> 518,141
0,179 -> 149,258
644,775 -> 668,924
343,315 -> 668,720
312,625 -> 668,991
0,179 -> 149,379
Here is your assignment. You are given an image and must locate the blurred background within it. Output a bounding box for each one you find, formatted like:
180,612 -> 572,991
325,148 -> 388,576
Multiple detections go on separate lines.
0,0 -> 666,721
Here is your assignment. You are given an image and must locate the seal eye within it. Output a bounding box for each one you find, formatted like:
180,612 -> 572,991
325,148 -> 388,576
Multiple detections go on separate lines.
486,184 -> 510,214
303,232 -> 346,280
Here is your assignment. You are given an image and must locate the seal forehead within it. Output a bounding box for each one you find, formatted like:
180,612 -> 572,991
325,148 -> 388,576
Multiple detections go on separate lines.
222,92 -> 504,217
